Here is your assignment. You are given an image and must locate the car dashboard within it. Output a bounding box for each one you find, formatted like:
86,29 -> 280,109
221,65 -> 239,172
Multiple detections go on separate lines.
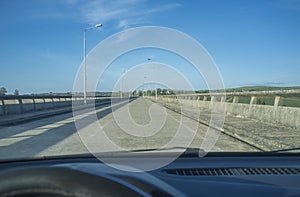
0,154 -> 300,197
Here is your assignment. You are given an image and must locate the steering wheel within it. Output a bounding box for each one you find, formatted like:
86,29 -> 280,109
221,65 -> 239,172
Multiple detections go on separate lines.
0,167 -> 147,197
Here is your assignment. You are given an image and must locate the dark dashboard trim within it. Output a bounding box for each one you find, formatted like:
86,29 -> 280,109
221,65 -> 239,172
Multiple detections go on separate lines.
0,151 -> 299,164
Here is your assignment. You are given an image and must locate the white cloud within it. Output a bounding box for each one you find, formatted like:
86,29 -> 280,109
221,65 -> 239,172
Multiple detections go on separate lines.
68,0 -> 180,28
118,19 -> 130,29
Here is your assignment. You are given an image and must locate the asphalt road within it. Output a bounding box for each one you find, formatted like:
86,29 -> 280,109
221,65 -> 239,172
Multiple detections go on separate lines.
0,98 -> 257,160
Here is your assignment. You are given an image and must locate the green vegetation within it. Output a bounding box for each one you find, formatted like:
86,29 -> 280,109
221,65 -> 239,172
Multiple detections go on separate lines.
0,87 -> 7,95
197,86 -> 300,108
14,89 -> 19,96
225,86 -> 300,92
281,97 -> 300,108
225,96 -> 300,107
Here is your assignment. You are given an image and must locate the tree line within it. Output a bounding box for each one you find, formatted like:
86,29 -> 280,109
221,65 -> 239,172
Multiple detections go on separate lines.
0,87 -> 19,96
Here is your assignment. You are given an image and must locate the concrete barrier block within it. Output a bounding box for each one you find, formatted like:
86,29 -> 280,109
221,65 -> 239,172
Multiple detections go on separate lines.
225,103 -> 300,129
44,98 -> 54,109
4,99 -> 21,115
34,99 -> 45,110
0,100 -> 4,116
53,99 -> 69,108
22,99 -> 35,112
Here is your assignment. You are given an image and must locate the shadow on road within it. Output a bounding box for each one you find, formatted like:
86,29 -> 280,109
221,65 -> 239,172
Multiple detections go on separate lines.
0,98 -> 137,159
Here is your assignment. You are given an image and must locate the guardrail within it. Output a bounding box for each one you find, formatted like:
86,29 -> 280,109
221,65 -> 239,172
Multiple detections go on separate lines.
150,89 -> 300,129
171,89 -> 300,107
0,95 -> 118,116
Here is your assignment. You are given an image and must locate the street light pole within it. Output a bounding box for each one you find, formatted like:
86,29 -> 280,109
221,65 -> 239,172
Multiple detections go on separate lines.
83,24 -> 102,104
147,58 -> 158,101
120,76 -> 123,99
83,30 -> 87,104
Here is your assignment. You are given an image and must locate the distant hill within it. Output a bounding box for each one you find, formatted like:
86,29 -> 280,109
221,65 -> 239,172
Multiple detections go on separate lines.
225,86 -> 300,92
194,86 -> 300,94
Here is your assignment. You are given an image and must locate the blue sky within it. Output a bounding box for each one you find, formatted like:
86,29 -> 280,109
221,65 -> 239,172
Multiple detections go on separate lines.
0,0 -> 299,94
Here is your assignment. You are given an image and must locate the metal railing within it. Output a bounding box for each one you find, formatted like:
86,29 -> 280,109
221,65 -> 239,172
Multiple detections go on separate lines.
156,89 -> 300,107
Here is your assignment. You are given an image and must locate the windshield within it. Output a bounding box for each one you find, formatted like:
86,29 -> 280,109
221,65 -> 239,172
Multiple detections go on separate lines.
0,0 -> 299,165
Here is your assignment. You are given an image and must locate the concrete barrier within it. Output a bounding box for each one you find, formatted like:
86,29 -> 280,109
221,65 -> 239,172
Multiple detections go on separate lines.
34,98 -> 45,110
225,102 -> 300,129
0,100 -> 4,116
150,89 -> 300,130
4,99 -> 21,115
22,99 -> 35,112
0,95 -> 119,117
45,98 -> 54,109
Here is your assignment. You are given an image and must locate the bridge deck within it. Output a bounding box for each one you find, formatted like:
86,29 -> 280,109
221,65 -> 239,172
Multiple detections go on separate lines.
1,97 -> 297,160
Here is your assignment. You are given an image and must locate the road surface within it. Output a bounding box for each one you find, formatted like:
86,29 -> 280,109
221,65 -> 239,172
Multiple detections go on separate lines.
0,98 -> 257,160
